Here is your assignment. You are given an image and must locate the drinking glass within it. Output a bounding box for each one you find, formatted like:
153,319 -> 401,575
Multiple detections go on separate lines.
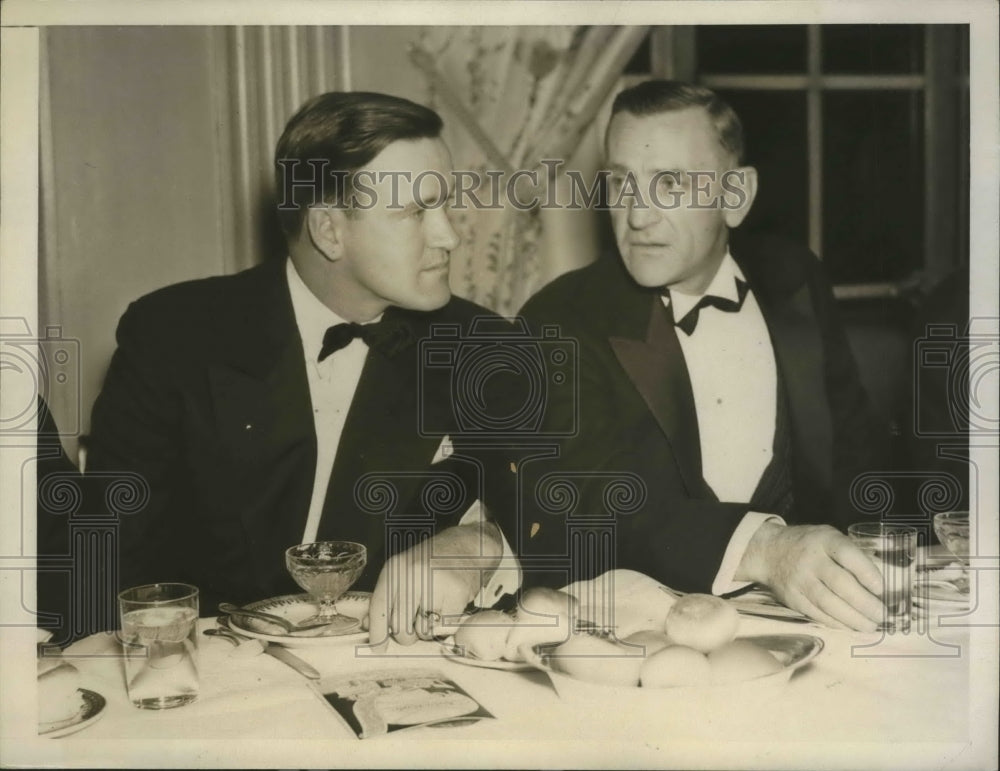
286,541 -> 367,632
118,583 -> 199,709
933,511 -> 970,593
847,523 -> 918,633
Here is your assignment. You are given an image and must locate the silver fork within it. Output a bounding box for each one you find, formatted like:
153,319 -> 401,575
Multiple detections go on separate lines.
218,602 -> 331,634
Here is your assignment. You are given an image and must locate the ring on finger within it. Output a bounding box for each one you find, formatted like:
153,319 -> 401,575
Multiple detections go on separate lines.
421,610 -> 442,625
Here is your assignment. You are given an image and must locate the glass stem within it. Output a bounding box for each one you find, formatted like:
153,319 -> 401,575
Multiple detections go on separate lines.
317,597 -> 337,620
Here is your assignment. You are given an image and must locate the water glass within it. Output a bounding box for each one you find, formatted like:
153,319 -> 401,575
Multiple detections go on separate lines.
118,583 -> 200,709
847,523 -> 918,633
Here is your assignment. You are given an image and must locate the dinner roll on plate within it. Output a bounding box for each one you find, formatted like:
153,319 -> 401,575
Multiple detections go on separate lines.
38,658 -> 84,725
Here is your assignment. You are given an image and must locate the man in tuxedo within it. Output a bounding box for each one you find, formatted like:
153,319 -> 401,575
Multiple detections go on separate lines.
87,92 -> 516,645
518,80 -> 890,631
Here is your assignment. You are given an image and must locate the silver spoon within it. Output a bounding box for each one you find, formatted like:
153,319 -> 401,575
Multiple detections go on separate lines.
218,602 -> 331,634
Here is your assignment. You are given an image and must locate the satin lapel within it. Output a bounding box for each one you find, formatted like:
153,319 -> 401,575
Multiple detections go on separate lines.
739,254 -> 833,490
609,297 -> 708,497
208,261 -> 316,587
317,330 -> 440,550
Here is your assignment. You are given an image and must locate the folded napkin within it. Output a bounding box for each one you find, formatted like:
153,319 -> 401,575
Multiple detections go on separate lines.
561,570 -> 679,638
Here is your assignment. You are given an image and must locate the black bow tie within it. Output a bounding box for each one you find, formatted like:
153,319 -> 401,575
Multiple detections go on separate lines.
318,320 -> 412,362
670,278 -> 750,336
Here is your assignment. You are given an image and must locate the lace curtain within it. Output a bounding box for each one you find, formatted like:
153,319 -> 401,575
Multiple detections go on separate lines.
412,27 -> 649,315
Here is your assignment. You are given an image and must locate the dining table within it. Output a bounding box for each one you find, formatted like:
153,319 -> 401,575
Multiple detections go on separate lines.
14,552 -> 994,770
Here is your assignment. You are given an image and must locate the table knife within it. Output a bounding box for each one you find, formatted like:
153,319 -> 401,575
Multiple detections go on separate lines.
216,617 -> 321,680
734,608 -> 812,624
261,642 -> 321,679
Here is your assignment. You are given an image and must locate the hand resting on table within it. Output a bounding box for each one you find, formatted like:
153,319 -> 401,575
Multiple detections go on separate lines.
736,522 -> 887,632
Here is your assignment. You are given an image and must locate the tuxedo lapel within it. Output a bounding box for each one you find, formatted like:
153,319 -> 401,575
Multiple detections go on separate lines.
317,313 -> 440,548
206,260 -> 316,587
608,295 -> 710,498
736,249 -> 833,490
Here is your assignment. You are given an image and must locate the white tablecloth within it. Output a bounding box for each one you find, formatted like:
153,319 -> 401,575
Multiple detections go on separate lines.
19,569 -> 988,769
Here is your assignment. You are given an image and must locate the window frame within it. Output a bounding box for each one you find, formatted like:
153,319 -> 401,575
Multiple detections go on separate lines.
646,24 -> 968,301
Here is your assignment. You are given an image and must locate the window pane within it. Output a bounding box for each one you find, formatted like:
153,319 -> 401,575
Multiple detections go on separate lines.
697,26 -> 806,73
822,25 -> 924,74
822,91 -> 924,283
716,90 -> 808,246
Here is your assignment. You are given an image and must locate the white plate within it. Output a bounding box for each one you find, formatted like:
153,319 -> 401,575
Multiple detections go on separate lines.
226,592 -> 370,648
913,595 -> 970,618
913,575 -> 970,610
439,638 -> 536,672
39,689 -> 106,738
913,583 -> 969,605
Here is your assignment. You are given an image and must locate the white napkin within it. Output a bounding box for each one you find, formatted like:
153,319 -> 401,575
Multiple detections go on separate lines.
561,570 -> 678,638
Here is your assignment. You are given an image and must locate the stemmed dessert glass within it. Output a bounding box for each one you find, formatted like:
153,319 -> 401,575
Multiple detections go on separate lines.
932,511 -> 970,594
285,541 -> 367,632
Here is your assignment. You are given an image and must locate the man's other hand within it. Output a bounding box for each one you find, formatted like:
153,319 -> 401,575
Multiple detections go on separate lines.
367,523 -> 503,651
735,522 -> 886,631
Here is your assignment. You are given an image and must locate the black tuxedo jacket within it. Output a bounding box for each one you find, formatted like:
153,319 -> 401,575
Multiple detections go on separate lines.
88,258 -> 508,612
515,233 -> 888,592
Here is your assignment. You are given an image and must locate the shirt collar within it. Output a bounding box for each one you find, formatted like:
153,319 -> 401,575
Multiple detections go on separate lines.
666,250 -> 746,320
286,258 -> 350,363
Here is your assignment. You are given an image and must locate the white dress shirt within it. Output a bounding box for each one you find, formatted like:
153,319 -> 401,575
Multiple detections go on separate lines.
286,259 -> 371,545
663,252 -> 786,594
285,259 -> 518,605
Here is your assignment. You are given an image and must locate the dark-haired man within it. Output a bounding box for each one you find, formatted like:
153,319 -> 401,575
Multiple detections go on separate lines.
88,92 -> 517,645
518,81 -> 890,631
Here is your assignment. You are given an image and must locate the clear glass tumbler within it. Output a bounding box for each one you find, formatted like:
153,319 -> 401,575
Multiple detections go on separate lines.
848,523 -> 918,633
118,582 -> 200,709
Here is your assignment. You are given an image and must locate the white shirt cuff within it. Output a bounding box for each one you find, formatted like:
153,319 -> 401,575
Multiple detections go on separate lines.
458,501 -> 522,607
711,512 -> 786,596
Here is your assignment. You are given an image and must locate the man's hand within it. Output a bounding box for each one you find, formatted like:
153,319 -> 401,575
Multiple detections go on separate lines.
735,522 -> 887,631
366,523 -> 503,651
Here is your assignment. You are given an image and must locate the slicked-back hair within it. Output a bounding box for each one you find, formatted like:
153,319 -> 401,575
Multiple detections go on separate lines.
274,91 -> 444,238
610,80 -> 745,165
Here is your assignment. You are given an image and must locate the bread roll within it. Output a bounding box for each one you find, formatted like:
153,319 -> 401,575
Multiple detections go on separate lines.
38,659 -> 84,725
453,610 -> 514,661
504,588 -> 579,661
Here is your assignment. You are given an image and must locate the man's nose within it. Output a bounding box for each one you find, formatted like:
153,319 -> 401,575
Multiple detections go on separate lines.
627,199 -> 660,230
426,208 -> 461,251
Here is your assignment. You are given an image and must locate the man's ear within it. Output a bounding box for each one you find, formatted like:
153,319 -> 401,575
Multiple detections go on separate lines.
306,205 -> 346,262
722,166 -> 758,228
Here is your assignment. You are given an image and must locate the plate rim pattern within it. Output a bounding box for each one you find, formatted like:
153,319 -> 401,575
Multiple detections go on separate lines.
39,688 -> 106,738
